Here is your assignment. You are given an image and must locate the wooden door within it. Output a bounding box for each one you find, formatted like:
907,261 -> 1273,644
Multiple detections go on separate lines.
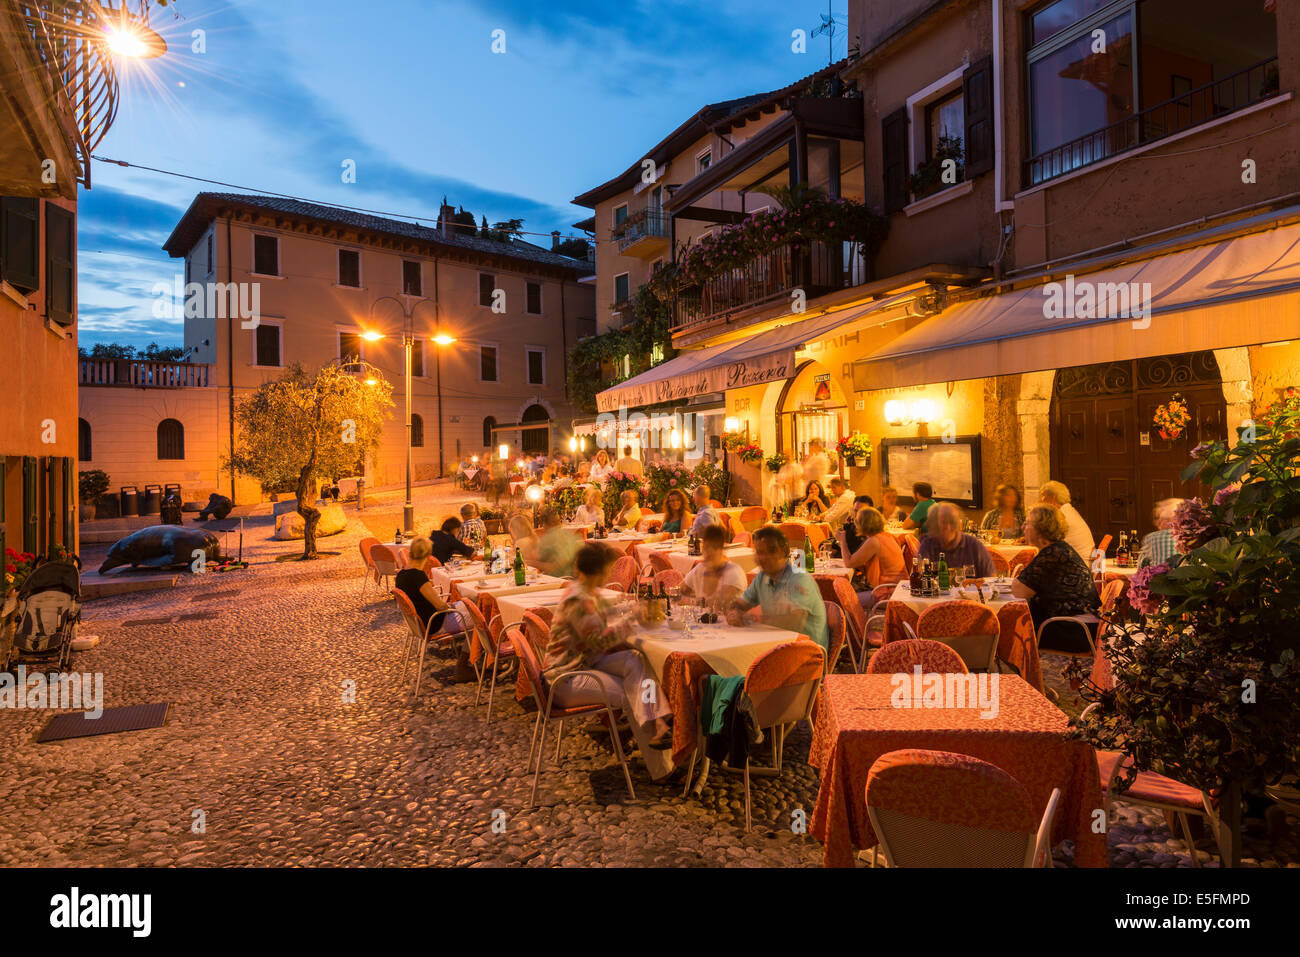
1052,352 -> 1225,546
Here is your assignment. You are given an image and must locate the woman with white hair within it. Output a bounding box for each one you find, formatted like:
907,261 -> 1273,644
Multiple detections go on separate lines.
1037,480 -> 1095,564
1138,498 -> 1184,568
571,486 -> 605,526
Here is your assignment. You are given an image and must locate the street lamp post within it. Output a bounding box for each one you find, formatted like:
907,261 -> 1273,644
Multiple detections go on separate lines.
369,296 -> 440,535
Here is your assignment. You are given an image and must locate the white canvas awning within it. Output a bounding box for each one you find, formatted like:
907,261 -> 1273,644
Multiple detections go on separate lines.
596,294 -> 911,413
853,214 -> 1300,390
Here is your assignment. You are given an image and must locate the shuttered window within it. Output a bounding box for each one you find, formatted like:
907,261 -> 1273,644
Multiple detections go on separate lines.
79,419 -> 92,461
256,323 -> 281,367
881,107 -> 910,214
963,55 -> 995,177
411,413 -> 425,448
1,196 -> 40,293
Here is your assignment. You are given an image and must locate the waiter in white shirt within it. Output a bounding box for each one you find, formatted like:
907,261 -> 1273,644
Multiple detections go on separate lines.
822,476 -> 855,527
1038,480 -> 1096,564
803,438 -> 831,487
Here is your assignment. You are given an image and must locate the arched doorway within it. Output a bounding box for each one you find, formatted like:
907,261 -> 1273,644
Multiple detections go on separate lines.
1051,350 -> 1226,543
520,404 -> 550,454
776,360 -> 847,460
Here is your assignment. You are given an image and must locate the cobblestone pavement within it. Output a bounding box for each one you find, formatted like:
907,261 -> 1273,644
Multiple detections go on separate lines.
0,488 -> 1294,867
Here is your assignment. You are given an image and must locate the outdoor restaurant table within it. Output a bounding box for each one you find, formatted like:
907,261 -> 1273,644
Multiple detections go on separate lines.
495,585 -> 617,627
634,540 -> 758,575
454,574 -> 565,605
882,580 -> 1041,689
628,621 -> 811,767
808,673 -> 1107,868
988,542 -> 1036,562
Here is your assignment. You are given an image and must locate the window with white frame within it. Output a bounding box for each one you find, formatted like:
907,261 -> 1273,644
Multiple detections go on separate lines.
526,347 -> 545,386
255,322 -> 282,367
479,344 -> 498,382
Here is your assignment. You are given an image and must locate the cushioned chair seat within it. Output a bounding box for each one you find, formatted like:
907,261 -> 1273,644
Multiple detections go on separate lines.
1097,751 -> 1204,811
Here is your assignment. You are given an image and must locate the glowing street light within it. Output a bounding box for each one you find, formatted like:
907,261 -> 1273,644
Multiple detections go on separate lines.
498,443 -> 509,461
101,5 -> 168,60
432,333 -> 456,346
361,330 -> 385,342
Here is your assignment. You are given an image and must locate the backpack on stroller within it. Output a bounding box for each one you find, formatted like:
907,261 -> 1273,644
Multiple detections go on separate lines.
3,558 -> 82,673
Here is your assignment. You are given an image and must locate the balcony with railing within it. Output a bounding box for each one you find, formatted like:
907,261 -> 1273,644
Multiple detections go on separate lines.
80,359 -> 211,388
674,240 -> 869,330
614,207 -> 670,257
1025,56 -> 1281,188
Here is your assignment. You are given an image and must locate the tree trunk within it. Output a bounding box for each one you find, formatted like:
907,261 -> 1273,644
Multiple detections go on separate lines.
296,465 -> 320,560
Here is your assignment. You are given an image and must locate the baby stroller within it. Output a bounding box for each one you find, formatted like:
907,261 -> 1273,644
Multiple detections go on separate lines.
3,557 -> 82,673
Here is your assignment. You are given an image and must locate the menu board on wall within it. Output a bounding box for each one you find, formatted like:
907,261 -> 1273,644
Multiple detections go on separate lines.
881,436 -> 983,509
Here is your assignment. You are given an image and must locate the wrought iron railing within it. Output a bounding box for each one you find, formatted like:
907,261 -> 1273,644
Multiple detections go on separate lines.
80,359 -> 210,388
14,1 -> 152,187
673,240 -> 862,330
1025,56 -> 1280,187
615,208 -> 670,252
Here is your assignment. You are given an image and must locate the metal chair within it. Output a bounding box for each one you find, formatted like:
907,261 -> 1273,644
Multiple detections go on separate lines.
391,588 -> 466,700
682,641 -> 825,830
512,621 -> 637,806
368,544 -> 399,599
866,638 -> 968,674
916,600 -> 1001,673
866,749 -> 1061,867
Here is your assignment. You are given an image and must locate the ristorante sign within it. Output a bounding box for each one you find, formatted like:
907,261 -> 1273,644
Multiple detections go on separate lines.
596,348 -> 796,412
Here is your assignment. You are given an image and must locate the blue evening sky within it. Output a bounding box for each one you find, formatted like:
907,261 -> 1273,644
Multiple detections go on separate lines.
78,0 -> 851,351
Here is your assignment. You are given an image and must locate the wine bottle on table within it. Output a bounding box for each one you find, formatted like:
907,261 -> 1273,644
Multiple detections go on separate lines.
513,546 -> 525,586
909,558 -> 922,593
804,536 -> 815,573
937,556 -> 950,591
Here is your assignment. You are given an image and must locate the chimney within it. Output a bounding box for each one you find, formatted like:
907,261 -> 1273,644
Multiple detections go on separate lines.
551,230 -> 561,252
439,196 -> 455,238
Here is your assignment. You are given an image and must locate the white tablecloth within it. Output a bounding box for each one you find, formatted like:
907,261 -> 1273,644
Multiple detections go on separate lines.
631,622 -> 806,682
454,575 -> 565,604
495,586 -> 620,627
634,541 -> 759,575
887,579 -> 1021,616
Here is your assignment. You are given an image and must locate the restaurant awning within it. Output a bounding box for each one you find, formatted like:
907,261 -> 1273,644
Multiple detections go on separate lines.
852,215 -> 1300,391
596,294 -> 911,413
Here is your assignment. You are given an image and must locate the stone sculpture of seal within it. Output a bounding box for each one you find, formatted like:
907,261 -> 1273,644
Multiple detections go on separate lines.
98,526 -> 222,575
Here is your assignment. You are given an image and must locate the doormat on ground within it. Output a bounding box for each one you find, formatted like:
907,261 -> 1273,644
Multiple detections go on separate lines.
38,702 -> 169,743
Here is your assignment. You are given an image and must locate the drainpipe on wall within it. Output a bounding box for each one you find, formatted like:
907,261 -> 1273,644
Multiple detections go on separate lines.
560,277 -> 569,401
993,1 -> 1014,215
226,214 -> 236,503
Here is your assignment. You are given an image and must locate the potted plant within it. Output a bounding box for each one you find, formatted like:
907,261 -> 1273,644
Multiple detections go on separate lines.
1072,389 -> 1300,866
764,451 -> 788,473
907,134 -> 966,200
836,433 -> 873,468
78,469 -> 111,522
1153,392 -> 1191,440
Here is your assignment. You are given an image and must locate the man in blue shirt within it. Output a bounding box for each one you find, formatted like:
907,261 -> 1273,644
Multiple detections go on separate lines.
688,485 -> 722,537
725,526 -> 829,650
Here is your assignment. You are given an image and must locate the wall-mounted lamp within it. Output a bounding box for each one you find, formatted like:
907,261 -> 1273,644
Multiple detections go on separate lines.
724,416 -> 741,434
884,398 -> 937,427
498,443 -> 509,460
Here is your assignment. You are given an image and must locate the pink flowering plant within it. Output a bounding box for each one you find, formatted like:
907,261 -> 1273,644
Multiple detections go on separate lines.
647,186 -> 888,299
646,461 -> 694,508
1073,391 -> 1300,864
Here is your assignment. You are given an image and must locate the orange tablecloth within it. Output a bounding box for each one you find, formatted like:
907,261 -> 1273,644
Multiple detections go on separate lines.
809,674 -> 1107,868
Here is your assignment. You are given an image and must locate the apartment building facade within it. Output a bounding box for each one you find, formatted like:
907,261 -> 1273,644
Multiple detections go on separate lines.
584,0 -> 1300,542
1,1 -> 140,558
80,193 -> 595,505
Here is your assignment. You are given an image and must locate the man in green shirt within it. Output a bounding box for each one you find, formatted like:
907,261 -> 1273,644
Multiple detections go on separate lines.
902,481 -> 937,532
725,526 -> 829,650
533,507 -> 580,578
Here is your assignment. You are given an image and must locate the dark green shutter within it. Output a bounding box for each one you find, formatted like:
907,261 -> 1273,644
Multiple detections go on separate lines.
1,464 -> 6,590
47,457 -> 58,552
963,55 -> 995,178
45,203 -> 75,326
63,457 -> 75,551
1,196 -> 40,293
22,456 -> 37,554
881,107 -> 910,214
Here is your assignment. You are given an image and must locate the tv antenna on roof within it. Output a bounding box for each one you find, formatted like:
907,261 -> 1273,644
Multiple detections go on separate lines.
812,4 -> 848,66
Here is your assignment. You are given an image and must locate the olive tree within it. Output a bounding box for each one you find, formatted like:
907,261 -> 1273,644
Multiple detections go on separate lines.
229,363 -> 393,558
